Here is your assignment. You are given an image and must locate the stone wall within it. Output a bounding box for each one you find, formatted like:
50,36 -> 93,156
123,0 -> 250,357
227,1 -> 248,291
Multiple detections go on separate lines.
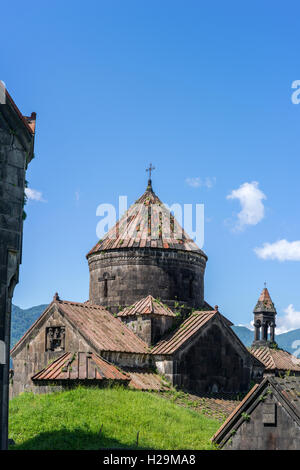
223,393 -> 300,450
154,317 -> 253,394
0,98 -> 35,449
88,248 -> 206,313
121,314 -> 174,345
11,306 -> 93,397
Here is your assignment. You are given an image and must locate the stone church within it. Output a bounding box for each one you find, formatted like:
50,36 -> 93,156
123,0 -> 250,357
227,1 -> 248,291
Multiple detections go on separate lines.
11,174 -> 262,397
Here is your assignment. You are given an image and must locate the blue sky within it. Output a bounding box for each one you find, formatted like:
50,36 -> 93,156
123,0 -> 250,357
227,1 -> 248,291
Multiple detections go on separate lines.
2,1 -> 300,332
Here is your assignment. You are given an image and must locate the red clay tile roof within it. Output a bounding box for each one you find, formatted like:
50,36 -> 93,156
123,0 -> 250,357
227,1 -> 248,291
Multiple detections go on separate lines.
55,299 -> 149,354
87,185 -> 207,257
11,298 -> 150,355
118,295 -> 176,318
127,369 -> 170,391
254,287 -> 276,313
151,310 -> 218,355
250,346 -> 300,372
32,352 -> 129,382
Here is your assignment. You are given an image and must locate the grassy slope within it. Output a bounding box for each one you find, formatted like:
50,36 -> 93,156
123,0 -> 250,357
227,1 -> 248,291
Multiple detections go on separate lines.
9,386 -> 219,450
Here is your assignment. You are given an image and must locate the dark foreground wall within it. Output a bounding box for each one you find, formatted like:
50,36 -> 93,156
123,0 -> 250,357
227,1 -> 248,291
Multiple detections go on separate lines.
0,95 -> 35,449
88,248 -> 207,313
223,392 -> 300,450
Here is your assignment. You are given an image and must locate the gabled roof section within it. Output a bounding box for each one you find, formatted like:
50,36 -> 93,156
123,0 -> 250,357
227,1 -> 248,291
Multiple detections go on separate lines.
151,310 -> 218,355
254,287 -> 276,314
32,352 -> 129,382
212,376 -> 300,447
87,183 -> 207,257
11,296 -> 150,356
250,346 -> 300,372
117,295 -> 176,318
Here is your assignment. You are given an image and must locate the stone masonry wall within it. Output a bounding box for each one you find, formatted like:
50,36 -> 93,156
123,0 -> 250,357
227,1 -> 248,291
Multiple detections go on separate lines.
11,306 -> 94,397
0,101 -> 34,449
122,314 -> 174,345
154,317 -> 253,394
88,248 -> 206,313
224,393 -> 300,450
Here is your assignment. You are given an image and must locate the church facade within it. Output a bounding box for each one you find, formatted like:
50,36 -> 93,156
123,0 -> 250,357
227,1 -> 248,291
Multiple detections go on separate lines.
11,175 -> 262,397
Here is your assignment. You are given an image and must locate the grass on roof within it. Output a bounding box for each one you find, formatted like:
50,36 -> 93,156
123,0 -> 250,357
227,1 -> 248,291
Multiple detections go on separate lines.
9,385 -> 219,450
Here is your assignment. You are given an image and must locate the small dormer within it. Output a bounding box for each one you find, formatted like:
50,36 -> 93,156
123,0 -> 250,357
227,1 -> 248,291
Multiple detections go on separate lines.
118,295 -> 176,345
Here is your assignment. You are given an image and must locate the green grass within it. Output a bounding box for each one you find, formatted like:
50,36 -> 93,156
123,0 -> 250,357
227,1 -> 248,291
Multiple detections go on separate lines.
9,386 -> 220,450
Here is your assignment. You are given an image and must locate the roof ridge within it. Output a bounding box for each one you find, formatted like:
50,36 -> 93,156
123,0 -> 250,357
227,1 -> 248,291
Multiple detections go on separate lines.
152,310 -> 216,355
211,381 -> 263,443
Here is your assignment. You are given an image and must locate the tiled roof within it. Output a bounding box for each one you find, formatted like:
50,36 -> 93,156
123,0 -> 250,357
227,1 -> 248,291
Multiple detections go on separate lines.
151,310 -> 218,355
32,352 -> 129,382
118,295 -> 176,318
250,346 -> 300,372
87,183 -> 207,257
11,297 -> 149,355
56,299 -> 149,354
127,369 -> 170,391
254,287 -> 276,313
273,376 -> 300,414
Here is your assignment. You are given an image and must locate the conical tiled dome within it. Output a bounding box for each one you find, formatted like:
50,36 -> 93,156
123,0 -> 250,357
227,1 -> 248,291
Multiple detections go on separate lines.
87,182 -> 206,258
87,179 -> 208,313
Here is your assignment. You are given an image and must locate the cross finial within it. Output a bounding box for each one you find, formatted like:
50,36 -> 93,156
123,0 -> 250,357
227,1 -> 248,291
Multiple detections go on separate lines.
264,281 -> 267,289
146,163 -> 155,191
146,163 -> 155,180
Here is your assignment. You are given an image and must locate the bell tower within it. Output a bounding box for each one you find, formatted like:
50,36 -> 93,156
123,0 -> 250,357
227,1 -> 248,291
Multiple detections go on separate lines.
252,285 -> 277,347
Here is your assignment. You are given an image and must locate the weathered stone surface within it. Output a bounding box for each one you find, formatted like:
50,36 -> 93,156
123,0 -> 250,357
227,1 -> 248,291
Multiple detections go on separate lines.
88,248 -> 206,313
224,392 -> 300,450
11,306 -> 96,397
0,96 -> 35,450
122,314 -> 174,346
154,315 -> 253,394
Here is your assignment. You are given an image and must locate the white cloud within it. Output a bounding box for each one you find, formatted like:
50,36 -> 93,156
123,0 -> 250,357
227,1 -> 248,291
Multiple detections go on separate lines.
276,304 -> 300,334
254,239 -> 300,262
25,188 -> 46,202
237,321 -> 254,331
186,177 -> 216,189
227,181 -> 266,230
75,191 -> 80,202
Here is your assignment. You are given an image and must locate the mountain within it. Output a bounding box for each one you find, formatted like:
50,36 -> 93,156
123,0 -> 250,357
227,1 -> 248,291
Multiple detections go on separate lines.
231,326 -> 253,347
232,325 -> 300,355
11,304 -> 47,349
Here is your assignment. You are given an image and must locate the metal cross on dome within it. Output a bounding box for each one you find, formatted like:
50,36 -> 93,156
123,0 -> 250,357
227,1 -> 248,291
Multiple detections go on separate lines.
146,163 -> 155,180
